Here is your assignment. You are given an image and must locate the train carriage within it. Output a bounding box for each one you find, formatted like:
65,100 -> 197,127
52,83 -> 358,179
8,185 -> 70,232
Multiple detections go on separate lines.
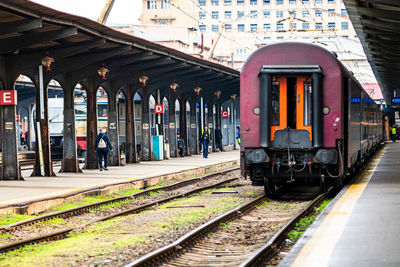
240,42 -> 384,195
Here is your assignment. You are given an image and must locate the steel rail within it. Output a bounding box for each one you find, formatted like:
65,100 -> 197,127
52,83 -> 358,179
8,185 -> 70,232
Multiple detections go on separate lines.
125,195 -> 267,267
0,166 -> 239,231
0,176 -> 240,253
239,187 -> 333,267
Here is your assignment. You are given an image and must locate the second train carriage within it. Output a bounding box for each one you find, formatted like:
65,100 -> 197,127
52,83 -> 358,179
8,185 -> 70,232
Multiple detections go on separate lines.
240,42 -> 384,194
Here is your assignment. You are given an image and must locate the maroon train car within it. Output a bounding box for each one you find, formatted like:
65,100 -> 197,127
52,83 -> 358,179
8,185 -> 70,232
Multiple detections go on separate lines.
240,42 -> 384,194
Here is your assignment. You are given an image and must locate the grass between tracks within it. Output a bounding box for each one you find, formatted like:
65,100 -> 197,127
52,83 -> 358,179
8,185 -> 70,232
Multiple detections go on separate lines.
287,199 -> 331,243
0,188 -> 249,266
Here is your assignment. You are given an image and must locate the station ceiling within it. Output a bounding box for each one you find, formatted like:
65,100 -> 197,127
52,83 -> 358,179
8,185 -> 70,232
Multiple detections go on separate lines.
344,0 -> 400,103
0,0 -> 239,102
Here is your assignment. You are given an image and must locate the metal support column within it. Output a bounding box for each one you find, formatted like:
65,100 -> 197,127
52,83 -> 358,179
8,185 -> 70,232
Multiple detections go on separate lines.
60,73 -> 81,172
33,69 -> 54,176
168,92 -> 177,157
107,89 -> 120,166
85,77 -> 98,169
189,99 -> 199,155
126,88 -> 134,163
141,91 -> 152,161
179,95 -> 189,156
207,101 -> 216,152
0,59 -> 21,180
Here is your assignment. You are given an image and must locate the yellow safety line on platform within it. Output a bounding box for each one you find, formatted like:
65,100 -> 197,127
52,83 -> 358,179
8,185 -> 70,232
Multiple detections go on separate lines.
291,147 -> 386,267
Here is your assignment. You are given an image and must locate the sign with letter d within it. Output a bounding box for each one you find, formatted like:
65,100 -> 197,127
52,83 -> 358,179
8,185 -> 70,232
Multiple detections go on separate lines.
0,90 -> 17,105
155,104 -> 164,114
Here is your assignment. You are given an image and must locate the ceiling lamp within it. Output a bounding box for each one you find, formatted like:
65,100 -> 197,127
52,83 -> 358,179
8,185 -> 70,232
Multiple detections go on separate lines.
231,94 -> 237,101
170,82 -> 179,93
41,55 -> 54,71
194,87 -> 202,95
139,75 -> 149,86
215,90 -> 221,99
97,66 -> 109,80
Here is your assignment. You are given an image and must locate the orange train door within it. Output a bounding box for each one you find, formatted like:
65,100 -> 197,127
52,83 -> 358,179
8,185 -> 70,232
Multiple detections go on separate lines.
296,77 -> 312,140
270,77 -> 287,140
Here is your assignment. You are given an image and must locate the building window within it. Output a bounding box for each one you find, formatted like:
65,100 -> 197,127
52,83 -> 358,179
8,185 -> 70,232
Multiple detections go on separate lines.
302,0 -> 309,3
277,36 -> 284,40
263,0 -> 270,4
328,9 -> 335,16
250,10 -> 257,18
237,0 -> 244,4
147,0 -> 157,9
212,25 -> 219,32
236,48 -> 248,54
225,24 -> 232,32
212,0 -> 219,5
302,22 -> 310,30
199,0 -> 205,6
291,11 -> 297,17
264,23 -> 271,31
225,0 -> 232,5
328,0 -> 334,3
225,11 -> 232,19
250,0 -> 257,5
251,24 -> 258,31
276,23 -> 284,31
212,11 -> 219,19
341,22 -> 348,30
290,22 -> 296,30
315,0 -> 322,3
161,0 -> 170,9
264,36 -> 271,40
289,0 -> 296,3
315,9 -> 322,17
238,24 -> 245,32
199,25 -> 206,31
276,11 -> 283,18
315,22 -> 322,30
237,11 -> 244,18
302,10 -> 310,17
264,11 -> 270,18
328,22 -> 335,29
199,11 -> 206,19
276,0 -> 283,4
341,9 -> 348,16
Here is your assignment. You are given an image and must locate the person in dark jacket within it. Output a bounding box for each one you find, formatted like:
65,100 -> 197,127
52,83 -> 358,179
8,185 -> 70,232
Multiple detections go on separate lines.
200,125 -> 211,158
215,127 -> 223,152
95,129 -> 113,171
177,133 -> 184,157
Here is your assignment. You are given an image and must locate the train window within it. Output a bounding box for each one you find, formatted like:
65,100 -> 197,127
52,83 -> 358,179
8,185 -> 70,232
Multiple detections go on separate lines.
304,82 -> 312,126
271,81 -> 280,126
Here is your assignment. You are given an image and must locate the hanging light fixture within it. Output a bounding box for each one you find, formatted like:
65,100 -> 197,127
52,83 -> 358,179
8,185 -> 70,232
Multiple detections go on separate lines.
139,75 -> 149,86
170,82 -> 179,93
194,87 -> 202,95
41,55 -> 54,71
97,66 -> 109,80
215,90 -> 221,99
231,94 -> 237,101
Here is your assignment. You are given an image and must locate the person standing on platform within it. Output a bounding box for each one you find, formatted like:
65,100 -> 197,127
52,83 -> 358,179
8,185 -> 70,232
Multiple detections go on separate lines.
236,126 -> 241,146
200,125 -> 211,158
215,126 -> 223,152
392,126 -> 397,142
95,128 -> 113,171
177,133 -> 185,157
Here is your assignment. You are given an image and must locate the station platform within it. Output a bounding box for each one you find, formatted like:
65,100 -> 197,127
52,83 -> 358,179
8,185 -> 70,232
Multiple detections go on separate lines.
281,142 -> 400,267
0,151 -> 239,215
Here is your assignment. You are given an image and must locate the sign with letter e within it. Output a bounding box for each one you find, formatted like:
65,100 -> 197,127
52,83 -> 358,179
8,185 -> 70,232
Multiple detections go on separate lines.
154,104 -> 164,114
0,90 -> 17,105
222,110 -> 229,118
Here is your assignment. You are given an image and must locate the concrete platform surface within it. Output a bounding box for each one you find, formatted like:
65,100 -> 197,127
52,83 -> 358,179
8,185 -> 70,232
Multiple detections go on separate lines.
281,143 -> 400,267
0,151 -> 239,209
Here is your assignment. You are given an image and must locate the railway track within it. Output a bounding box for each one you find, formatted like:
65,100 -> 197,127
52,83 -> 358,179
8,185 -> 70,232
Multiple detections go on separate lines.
125,188 -> 332,267
0,167 -> 240,253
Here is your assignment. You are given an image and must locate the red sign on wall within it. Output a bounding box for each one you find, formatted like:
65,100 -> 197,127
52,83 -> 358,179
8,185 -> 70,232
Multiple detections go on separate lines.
0,90 -> 17,105
155,104 -> 164,114
222,110 -> 229,118
16,114 -> 20,121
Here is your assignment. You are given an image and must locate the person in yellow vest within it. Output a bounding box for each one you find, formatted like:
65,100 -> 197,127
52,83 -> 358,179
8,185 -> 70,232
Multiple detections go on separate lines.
392,126 -> 397,142
200,125 -> 211,158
